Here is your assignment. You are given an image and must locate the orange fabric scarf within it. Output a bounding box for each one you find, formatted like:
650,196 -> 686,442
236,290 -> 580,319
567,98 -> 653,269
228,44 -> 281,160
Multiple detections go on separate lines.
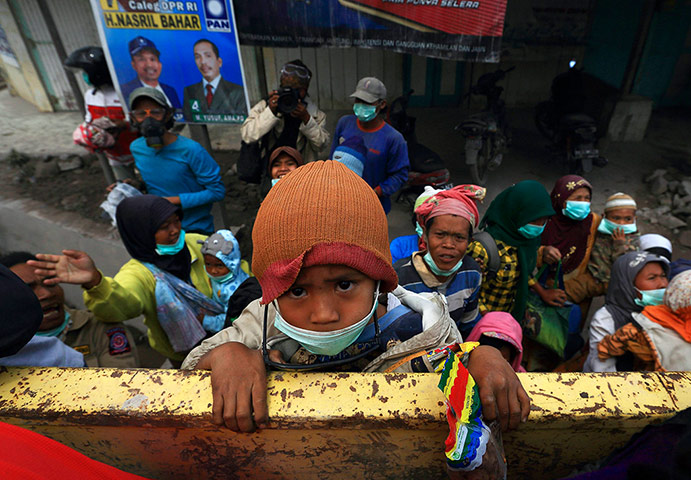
642,305 -> 691,342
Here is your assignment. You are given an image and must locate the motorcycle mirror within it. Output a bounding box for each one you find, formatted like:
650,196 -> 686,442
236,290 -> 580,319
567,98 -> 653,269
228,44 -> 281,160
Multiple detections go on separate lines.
569,59 -> 577,68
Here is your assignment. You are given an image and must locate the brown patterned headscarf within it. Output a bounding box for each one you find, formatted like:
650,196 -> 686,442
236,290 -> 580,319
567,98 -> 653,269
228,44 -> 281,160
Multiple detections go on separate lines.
541,175 -> 594,274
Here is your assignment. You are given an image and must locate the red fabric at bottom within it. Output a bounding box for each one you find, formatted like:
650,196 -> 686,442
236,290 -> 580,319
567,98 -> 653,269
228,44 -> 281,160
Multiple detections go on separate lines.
0,422 -> 150,480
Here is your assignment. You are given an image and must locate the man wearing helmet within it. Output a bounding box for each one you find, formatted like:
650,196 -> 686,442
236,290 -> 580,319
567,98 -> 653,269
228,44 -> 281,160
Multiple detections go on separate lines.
64,46 -> 138,181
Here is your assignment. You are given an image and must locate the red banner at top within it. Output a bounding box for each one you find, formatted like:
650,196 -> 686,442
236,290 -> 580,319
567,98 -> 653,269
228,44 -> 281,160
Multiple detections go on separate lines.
340,0 -> 507,36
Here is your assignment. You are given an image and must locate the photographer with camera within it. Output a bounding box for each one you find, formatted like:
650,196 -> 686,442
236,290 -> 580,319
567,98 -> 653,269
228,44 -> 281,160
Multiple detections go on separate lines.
240,60 -> 329,164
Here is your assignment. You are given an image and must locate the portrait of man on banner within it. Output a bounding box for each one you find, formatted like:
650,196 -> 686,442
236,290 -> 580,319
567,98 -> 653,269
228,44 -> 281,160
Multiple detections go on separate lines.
91,0 -> 249,125
120,36 -> 181,112
183,38 -> 247,122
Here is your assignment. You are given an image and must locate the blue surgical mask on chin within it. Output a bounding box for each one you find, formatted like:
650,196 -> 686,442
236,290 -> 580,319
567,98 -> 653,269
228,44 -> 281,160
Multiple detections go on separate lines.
35,311 -> 71,337
598,218 -> 637,235
518,223 -> 545,239
562,201 -> 591,221
207,269 -> 235,284
634,288 -> 666,308
155,230 -> 186,256
415,222 -> 424,238
423,250 -> 463,276
273,283 -> 380,356
353,103 -> 378,122
271,178 -> 280,187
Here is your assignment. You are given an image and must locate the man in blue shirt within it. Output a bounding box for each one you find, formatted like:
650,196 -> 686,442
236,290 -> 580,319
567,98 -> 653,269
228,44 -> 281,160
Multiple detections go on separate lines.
330,77 -> 409,214
128,87 -> 225,234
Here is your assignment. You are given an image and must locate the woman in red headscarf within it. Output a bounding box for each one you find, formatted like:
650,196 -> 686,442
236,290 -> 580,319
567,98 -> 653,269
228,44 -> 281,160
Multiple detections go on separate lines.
394,185 -> 486,338
541,175 -> 603,308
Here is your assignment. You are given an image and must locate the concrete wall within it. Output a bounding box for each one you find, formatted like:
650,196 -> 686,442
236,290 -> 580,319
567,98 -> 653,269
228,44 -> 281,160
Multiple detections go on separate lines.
0,0 -> 52,111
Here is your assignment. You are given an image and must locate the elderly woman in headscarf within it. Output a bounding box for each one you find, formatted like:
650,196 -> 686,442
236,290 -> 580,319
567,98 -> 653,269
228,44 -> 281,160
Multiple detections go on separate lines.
597,269 -> 691,372
540,175 -> 603,307
584,251 -> 670,372
466,180 -> 556,322
28,195 -> 223,365
394,185 -> 485,337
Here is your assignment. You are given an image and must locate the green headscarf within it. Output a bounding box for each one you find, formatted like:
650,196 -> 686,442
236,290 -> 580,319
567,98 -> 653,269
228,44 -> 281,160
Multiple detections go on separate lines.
479,180 -> 555,320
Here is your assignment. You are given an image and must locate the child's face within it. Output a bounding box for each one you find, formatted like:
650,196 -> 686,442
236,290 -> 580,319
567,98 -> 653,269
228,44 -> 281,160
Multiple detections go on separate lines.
271,155 -> 299,180
204,254 -> 231,277
426,215 -> 470,271
605,208 -> 636,225
277,265 -> 376,332
154,213 -> 181,245
634,262 -> 668,292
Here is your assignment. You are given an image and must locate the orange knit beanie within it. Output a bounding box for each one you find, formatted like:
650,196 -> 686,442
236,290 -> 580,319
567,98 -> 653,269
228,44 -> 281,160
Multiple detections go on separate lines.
252,160 -> 398,304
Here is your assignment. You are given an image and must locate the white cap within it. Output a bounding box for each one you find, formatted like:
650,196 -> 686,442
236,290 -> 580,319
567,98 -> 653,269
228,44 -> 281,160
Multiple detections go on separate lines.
639,233 -> 673,260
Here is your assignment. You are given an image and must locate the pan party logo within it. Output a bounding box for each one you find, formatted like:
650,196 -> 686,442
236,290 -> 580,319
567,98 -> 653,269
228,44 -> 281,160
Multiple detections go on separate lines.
202,0 -> 232,32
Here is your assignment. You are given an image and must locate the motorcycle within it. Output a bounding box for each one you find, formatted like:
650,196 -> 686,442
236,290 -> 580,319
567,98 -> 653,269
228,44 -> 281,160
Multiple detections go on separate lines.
535,60 -> 607,174
387,89 -> 452,205
455,66 -> 514,185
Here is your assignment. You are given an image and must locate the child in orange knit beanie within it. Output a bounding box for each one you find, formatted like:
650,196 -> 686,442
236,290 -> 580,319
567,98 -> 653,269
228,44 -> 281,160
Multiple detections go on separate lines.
183,161 -> 529,435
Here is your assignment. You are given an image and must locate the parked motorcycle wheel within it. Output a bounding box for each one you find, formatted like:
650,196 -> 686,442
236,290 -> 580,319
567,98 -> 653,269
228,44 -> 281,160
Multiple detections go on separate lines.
470,138 -> 491,185
535,101 -> 556,141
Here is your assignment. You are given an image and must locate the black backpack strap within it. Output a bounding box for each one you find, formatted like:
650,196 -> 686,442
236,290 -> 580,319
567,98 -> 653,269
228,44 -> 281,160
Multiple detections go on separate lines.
473,231 -> 500,279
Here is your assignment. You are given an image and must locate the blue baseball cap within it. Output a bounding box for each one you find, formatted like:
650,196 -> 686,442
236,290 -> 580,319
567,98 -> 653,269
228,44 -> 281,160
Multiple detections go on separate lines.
333,136 -> 367,177
129,36 -> 160,58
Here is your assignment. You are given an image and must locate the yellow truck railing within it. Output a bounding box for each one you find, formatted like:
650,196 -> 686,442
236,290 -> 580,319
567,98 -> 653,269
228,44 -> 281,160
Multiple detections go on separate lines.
0,367 -> 689,479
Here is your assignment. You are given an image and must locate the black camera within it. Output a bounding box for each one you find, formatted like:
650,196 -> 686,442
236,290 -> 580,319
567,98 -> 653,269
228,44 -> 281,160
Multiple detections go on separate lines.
276,87 -> 301,114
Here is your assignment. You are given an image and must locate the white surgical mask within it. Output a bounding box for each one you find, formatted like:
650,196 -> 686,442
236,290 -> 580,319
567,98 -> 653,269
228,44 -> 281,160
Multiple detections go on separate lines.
273,283 -> 380,356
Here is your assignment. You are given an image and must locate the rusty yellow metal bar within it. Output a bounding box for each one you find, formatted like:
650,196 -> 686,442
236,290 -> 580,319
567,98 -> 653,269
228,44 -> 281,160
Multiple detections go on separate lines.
0,367 -> 689,479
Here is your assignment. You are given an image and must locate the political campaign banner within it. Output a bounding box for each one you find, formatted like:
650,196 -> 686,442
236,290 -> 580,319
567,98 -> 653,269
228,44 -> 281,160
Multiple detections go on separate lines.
90,0 -> 249,124
233,0 -> 507,62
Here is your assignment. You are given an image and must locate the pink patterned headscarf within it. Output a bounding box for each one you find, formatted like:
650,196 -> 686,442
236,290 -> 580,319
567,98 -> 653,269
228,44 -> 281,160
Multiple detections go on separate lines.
415,185 -> 485,250
466,312 -> 526,372
415,184 -> 485,230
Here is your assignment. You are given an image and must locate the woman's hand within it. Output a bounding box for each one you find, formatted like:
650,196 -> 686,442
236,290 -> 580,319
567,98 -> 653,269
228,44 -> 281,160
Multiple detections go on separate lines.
542,246 -> 562,265
467,345 -> 530,432
27,250 -> 101,288
540,288 -> 567,307
195,342 -> 269,432
532,282 -> 566,307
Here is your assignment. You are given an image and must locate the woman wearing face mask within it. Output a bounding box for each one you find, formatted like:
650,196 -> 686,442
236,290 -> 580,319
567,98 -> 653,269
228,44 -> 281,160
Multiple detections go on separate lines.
329,77 -> 409,214
540,175 -> 603,308
28,195 -> 222,365
583,251 -> 670,372
597,269 -> 691,372
466,180 -> 556,321
395,185 -> 486,338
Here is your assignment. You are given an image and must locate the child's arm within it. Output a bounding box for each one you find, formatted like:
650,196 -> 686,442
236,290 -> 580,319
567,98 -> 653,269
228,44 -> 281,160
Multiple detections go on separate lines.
467,346 -> 531,431
587,235 -> 609,283
195,342 -> 269,432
